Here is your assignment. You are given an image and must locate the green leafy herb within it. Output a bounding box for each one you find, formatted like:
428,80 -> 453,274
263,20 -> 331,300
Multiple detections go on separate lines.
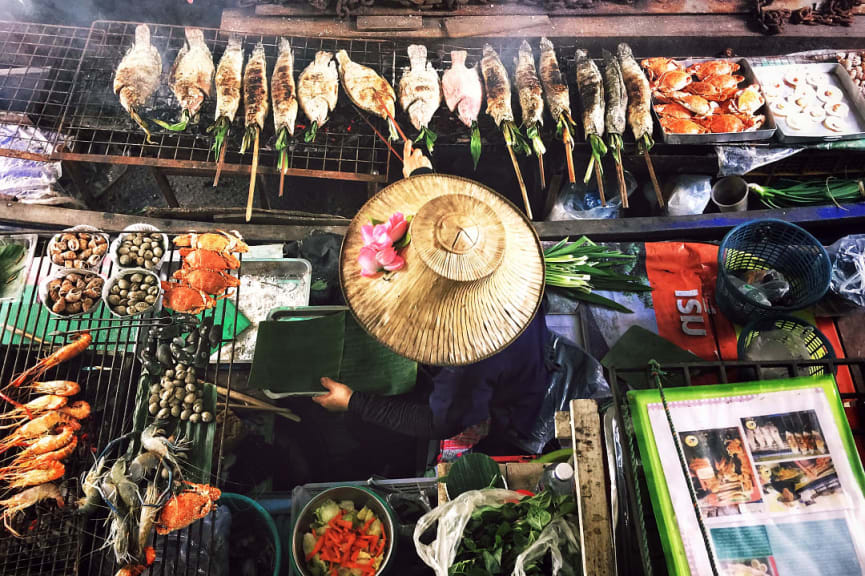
583,134 -> 608,184
750,177 -> 865,209
502,121 -> 531,156
544,236 -> 652,313
526,123 -> 546,158
275,126 -> 289,173
639,133 -> 655,154
470,121 -> 482,170
153,108 -> 191,132
449,485 -> 579,576
207,116 -> 230,157
240,125 -> 257,155
304,121 -> 319,144
414,125 -> 438,154
606,132 -> 623,164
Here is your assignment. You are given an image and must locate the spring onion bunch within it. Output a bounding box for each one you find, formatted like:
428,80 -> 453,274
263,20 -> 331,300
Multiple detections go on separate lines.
207,116 -> 231,157
414,125 -> 438,154
304,121 -> 319,144
502,121 -> 531,156
154,109 -> 191,132
584,135 -> 608,184
554,112 -> 578,148
544,236 -> 652,313
470,121 -> 481,170
749,178 -> 865,209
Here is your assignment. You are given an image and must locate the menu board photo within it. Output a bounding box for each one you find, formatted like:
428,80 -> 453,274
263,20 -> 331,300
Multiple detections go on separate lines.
629,376 -> 865,576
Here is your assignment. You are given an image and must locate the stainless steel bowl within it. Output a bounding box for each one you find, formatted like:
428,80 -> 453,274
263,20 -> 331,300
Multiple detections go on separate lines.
291,486 -> 397,576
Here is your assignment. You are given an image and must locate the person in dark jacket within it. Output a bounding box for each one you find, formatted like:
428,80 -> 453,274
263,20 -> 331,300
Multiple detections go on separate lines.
313,141 -> 551,455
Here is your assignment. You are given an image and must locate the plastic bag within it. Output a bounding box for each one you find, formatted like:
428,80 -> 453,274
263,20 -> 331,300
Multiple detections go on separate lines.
413,489 -> 519,576
665,174 -> 712,216
513,517 -> 582,576
518,333 -> 610,454
715,145 -> 800,177
547,171 -> 636,221
828,234 -> 865,309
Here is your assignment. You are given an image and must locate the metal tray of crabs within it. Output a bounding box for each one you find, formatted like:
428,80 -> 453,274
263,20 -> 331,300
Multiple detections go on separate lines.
644,57 -> 776,144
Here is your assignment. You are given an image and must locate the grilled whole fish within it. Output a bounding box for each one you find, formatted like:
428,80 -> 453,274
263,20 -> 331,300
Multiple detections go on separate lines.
441,50 -> 482,128
168,27 -> 214,122
214,36 -> 243,123
602,50 -> 627,137
398,44 -> 440,132
298,51 -> 339,129
480,44 -> 513,127
617,43 -> 653,142
113,24 -> 161,141
514,41 -> 544,129
272,37 -> 298,137
574,49 -> 604,139
335,49 -> 396,132
538,37 -> 571,123
244,42 -> 269,131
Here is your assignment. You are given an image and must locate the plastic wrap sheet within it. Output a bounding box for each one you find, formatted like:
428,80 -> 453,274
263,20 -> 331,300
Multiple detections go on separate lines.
0,121 -> 77,205
715,145 -> 801,177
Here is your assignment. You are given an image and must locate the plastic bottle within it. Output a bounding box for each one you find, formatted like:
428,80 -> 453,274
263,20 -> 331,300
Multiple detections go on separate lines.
536,462 -> 575,496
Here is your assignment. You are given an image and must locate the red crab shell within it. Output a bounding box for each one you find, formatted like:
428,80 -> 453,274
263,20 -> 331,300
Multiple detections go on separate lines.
686,60 -> 741,81
156,482 -> 222,535
160,282 -> 220,314
172,269 -> 240,296
640,57 -> 681,81
180,248 -> 241,271
173,231 -> 248,254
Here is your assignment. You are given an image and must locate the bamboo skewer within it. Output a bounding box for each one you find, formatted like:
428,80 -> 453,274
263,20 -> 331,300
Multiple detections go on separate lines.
594,161 -> 606,207
278,164 -> 286,198
246,128 -> 260,222
563,124 -> 576,184
213,137 -> 227,187
214,383 -> 301,422
643,144 -> 664,208
506,143 -> 533,220
355,107 -> 403,163
615,157 -> 628,208
538,154 -> 546,190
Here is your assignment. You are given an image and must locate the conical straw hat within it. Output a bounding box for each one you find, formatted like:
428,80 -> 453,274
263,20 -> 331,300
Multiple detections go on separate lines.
340,174 -> 544,366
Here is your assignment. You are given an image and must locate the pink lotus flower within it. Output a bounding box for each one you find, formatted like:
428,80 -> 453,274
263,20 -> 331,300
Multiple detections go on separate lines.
358,246 -> 381,277
387,212 -> 408,243
376,245 -> 405,272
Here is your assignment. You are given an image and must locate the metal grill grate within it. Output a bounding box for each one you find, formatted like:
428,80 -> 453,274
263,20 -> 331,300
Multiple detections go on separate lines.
58,21 -> 393,182
0,21 -> 88,160
0,231 -> 243,576
607,358 -> 865,576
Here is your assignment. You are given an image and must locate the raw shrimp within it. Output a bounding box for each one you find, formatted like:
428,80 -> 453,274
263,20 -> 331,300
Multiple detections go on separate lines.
0,435 -> 78,478
25,380 -> 80,397
0,482 -> 64,536
58,400 -> 91,420
16,425 -> 77,459
141,424 -> 184,469
77,454 -> 107,515
128,450 -> 162,483
4,460 -> 65,490
0,395 -> 68,426
107,511 -> 134,564
136,481 -> 162,557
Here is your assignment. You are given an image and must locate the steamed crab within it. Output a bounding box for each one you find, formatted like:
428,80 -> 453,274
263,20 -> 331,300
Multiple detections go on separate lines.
659,116 -> 708,135
640,57 -> 681,81
155,482 -> 221,535
653,69 -> 693,93
179,248 -> 240,271
173,230 -> 248,254
731,84 -> 765,115
694,113 -> 765,133
161,282 -> 224,314
686,60 -> 741,81
171,268 -> 240,296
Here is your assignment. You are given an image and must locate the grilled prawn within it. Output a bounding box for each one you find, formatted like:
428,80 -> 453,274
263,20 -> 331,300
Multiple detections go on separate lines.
155,27 -> 214,132
0,483 -> 64,537
113,24 -> 162,143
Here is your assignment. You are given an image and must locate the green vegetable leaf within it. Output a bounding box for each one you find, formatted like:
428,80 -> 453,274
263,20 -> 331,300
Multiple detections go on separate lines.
482,549 -> 501,574
526,506 -> 551,531
153,109 -> 191,132
304,121 -> 319,143
470,122 -> 482,170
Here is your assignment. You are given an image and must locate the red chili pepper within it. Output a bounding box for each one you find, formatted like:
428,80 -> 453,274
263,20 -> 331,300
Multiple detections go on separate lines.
362,517 -> 374,532
306,534 -> 326,562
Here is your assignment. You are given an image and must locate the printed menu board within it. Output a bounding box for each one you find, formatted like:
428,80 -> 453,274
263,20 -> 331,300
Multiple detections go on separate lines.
629,377 -> 865,576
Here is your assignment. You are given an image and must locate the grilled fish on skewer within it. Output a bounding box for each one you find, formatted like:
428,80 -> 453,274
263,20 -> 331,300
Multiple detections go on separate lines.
242,42 -> 268,223
156,27 -> 214,132
113,24 -> 161,143
617,43 -> 654,149
515,41 -> 545,158
241,42 -> 269,154
442,50 -> 483,168
335,50 -> 397,140
538,38 -> 572,127
272,37 -> 298,179
298,51 -> 339,143
618,42 -> 663,207
574,49 -> 607,186
208,35 -> 243,166
398,44 -> 441,152
602,49 -> 629,207
480,44 -> 529,155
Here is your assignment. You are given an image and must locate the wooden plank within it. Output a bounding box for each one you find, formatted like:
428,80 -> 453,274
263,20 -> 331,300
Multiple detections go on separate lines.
0,203 -> 349,243
357,15 -> 423,30
253,1 -> 865,16
444,15 -> 550,38
223,8 -> 865,41
504,462 -> 544,492
555,410 -> 571,441
570,399 -> 614,576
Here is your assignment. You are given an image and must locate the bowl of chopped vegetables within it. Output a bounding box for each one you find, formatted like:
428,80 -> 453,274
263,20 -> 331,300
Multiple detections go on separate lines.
291,486 -> 397,576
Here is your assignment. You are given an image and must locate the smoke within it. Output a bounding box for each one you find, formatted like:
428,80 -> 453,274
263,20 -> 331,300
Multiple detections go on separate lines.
0,0 -> 224,27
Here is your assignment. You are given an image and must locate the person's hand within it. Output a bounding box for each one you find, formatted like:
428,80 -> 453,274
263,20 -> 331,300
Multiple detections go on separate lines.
402,140 -> 432,178
311,377 -> 353,412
